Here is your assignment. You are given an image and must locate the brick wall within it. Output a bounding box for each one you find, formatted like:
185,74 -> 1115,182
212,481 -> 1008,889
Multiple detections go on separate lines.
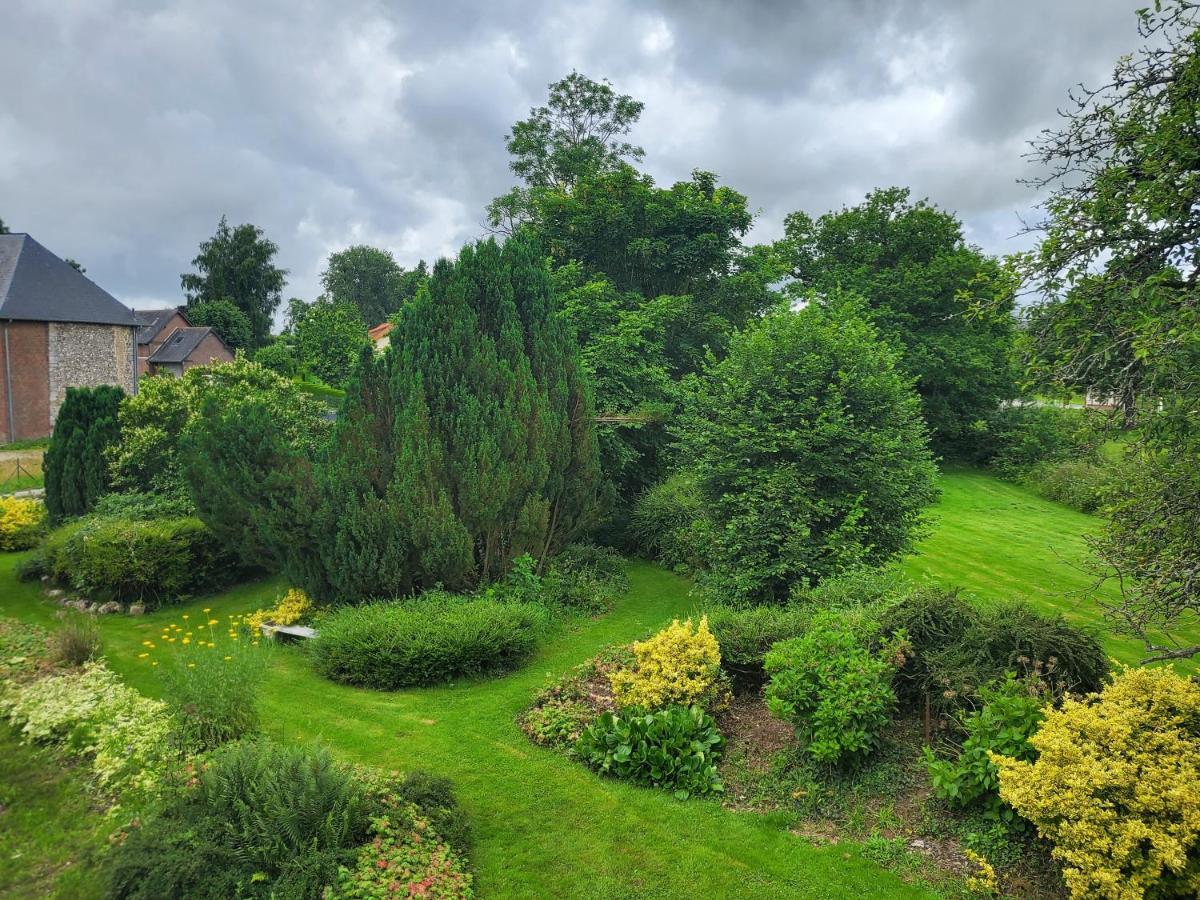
138,311 -> 188,375
181,331 -> 234,371
0,321 -> 51,441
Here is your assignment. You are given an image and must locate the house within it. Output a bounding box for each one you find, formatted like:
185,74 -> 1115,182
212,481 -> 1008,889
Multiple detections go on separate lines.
368,321 -> 393,352
0,233 -> 139,442
134,307 -> 192,375
144,324 -> 232,376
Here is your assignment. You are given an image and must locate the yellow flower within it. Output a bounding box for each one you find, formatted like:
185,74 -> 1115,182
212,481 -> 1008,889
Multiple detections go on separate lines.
224,656 -> 232,661
207,619 -> 218,626
187,662 -> 195,668
151,661 -> 158,667
182,614 -> 189,620
182,638 -> 191,645
203,608 -> 211,613
138,652 -> 149,659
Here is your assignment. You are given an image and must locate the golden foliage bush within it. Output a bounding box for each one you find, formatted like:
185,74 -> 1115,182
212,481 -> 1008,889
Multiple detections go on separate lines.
0,496 -> 46,551
609,616 -> 727,711
245,588 -> 312,634
993,666 -> 1200,900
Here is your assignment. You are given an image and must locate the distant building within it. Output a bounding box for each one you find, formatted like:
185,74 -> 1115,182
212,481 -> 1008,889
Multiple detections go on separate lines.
368,321 -> 393,352
134,307 -> 233,377
0,233 -> 139,442
134,307 -> 192,375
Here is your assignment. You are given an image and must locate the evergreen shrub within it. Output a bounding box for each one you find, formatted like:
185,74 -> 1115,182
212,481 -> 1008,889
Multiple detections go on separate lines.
44,385 -> 123,522
309,596 -> 548,689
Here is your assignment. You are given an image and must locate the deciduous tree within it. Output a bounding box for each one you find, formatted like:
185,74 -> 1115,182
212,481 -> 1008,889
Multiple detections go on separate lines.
181,216 -> 286,348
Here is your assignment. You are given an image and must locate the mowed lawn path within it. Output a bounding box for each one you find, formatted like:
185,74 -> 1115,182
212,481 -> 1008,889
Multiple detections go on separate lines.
3,467 -> 1189,897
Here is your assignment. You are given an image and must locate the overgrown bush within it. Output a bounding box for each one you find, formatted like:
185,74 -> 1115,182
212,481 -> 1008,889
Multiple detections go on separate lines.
925,675 -> 1046,822
677,304 -> 938,603
630,471 -> 705,570
106,740 -> 474,900
51,611 -> 99,667
576,704 -> 725,799
37,515 -> 238,607
0,496 -> 47,550
969,405 -> 1098,479
1026,458 -> 1113,513
91,489 -> 195,521
995,667 -> 1200,900
44,384 -> 123,522
881,592 -> 1108,713
106,739 -> 367,900
541,543 -> 628,613
704,604 -> 812,682
764,617 -> 906,766
610,616 -> 728,712
310,596 -> 548,689
156,632 -> 270,752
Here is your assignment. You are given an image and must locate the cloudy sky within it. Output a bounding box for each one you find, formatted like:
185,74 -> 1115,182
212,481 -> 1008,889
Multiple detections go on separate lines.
1,0 -> 1145,316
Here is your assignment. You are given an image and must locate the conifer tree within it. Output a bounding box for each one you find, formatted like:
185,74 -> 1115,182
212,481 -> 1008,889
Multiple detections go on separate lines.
305,232 -> 600,601
43,385 -> 123,522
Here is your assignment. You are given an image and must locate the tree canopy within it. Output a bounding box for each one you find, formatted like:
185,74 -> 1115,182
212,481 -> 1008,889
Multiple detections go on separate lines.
291,298 -> 370,388
320,245 -> 427,326
181,216 -> 287,348
44,385 -> 124,523
185,299 -> 254,350
677,301 -> 938,603
778,187 -> 1017,450
1021,2 -> 1200,659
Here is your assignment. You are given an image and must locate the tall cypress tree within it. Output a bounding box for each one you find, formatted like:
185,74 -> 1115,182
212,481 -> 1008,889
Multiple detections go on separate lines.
43,385 -> 123,523
306,232 -> 600,601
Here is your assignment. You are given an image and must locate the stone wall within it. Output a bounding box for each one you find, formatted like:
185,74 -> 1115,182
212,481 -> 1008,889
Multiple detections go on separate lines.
47,323 -> 138,422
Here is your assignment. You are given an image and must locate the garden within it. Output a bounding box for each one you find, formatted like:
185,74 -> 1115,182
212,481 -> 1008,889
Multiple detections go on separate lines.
5,5 -> 1200,897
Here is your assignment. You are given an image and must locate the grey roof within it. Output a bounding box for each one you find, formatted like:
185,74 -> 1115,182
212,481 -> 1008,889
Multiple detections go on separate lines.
135,307 -> 189,344
147,326 -> 218,364
0,233 -> 139,327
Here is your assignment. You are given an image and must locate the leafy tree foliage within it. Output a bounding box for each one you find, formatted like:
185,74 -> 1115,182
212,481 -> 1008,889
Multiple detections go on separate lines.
677,302 -> 938,603
44,385 -> 124,523
180,216 -> 286,347
179,361 -> 329,571
0,217 -> 8,233
488,74 -> 784,516
251,338 -> 300,379
778,187 -> 1017,450
320,245 -> 427,326
298,233 -> 600,601
487,71 -> 643,231
291,298 -> 370,388
64,258 -> 85,274
185,299 -> 253,350
1020,2 -> 1200,658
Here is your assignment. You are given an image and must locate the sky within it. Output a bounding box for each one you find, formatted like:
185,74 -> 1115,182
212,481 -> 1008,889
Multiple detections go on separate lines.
0,0 -> 1147,316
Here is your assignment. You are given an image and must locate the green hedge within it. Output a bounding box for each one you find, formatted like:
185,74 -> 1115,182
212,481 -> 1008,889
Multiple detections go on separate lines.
310,596 -> 549,689
28,515 -> 237,607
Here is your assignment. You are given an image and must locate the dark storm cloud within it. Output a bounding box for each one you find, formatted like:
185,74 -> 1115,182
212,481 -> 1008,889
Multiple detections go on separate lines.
0,0 -> 1146,316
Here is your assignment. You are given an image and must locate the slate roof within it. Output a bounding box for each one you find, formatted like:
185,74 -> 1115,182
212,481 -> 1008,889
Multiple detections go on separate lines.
0,233 -> 138,327
147,326 -> 221,364
134,307 -> 189,344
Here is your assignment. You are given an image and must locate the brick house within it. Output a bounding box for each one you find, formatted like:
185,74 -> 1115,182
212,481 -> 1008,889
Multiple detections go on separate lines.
0,233 -> 139,442
134,308 -> 233,376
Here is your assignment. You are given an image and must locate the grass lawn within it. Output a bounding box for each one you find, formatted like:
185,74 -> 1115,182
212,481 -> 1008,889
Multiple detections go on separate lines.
901,468 -> 1199,669
0,727 -> 107,899
1,466 -> 1191,897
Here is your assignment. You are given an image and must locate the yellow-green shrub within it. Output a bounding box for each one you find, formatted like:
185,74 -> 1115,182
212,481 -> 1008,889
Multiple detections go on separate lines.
245,588 -> 312,634
0,496 -> 46,551
993,666 -> 1200,900
609,616 -> 727,711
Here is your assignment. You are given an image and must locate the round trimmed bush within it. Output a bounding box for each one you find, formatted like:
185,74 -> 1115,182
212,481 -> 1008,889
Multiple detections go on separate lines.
309,596 -> 549,689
